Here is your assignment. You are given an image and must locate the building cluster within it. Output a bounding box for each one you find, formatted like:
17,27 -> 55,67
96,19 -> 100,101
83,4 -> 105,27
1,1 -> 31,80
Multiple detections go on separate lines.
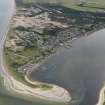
6,4 -> 70,52
5,3 -> 105,73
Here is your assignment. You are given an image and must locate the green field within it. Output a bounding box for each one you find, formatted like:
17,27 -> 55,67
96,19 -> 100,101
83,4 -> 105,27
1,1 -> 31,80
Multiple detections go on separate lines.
21,0 -> 105,12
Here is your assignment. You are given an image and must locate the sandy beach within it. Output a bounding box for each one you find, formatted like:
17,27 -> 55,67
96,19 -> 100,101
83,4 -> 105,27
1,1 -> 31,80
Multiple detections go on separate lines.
96,85 -> 105,105
2,61 -> 71,102
0,0 -> 71,103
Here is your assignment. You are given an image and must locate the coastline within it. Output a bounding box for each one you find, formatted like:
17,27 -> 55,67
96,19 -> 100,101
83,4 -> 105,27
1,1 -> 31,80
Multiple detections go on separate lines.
2,0 -> 105,105
96,84 -> 105,105
26,28 -> 105,105
0,0 -> 71,103
2,31 -> 72,103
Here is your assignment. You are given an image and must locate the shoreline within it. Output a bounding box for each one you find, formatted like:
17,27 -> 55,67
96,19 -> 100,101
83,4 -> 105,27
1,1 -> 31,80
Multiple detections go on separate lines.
96,84 -> 105,105
3,51 -> 71,103
2,0 -> 105,105
0,0 -> 71,103
26,28 -> 105,105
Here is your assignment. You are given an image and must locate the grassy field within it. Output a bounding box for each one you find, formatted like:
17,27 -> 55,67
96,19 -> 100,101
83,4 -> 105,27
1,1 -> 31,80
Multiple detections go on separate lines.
4,47 -> 53,89
21,0 -> 105,12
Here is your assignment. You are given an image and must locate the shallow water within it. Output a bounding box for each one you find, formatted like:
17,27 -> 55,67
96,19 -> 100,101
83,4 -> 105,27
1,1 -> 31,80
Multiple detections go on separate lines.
1,0 -> 105,105
30,29 -> 105,105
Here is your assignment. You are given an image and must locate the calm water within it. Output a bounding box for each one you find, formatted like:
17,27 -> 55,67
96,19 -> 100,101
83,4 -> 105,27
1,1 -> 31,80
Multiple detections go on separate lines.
30,29 -> 105,105
1,0 -> 105,105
